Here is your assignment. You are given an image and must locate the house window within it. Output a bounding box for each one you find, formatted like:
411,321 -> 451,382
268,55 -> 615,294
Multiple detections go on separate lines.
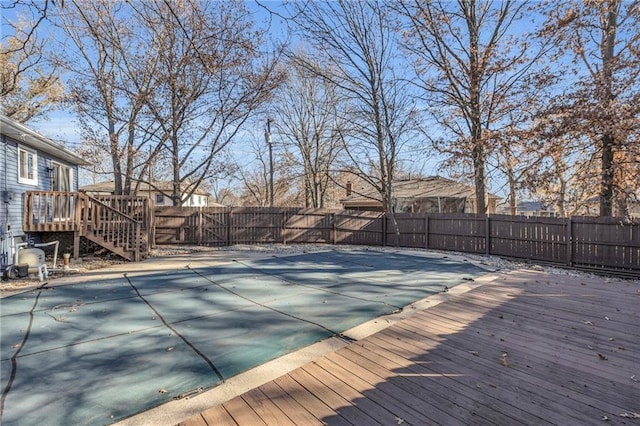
18,146 -> 38,185
156,194 -> 165,204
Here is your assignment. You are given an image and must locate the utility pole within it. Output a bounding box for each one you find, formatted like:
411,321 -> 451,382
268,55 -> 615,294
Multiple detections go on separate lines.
265,118 -> 274,207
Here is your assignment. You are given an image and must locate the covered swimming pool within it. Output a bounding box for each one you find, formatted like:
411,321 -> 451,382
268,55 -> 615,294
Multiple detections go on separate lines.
1,249 -> 489,425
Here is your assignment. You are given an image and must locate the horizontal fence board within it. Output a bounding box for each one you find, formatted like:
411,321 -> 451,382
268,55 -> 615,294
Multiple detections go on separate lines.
153,207 -> 640,275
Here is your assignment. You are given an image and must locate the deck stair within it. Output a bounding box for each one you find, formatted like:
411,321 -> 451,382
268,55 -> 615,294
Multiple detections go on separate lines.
23,192 -> 152,262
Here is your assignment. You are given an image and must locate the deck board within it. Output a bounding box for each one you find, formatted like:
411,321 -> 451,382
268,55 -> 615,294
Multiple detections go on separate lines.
223,395 -> 267,425
240,388 -> 296,426
258,381 -> 321,425
177,270 -> 640,426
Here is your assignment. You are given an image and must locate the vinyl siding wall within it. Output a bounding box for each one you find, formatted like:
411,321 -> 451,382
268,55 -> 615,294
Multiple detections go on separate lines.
1,134 -> 80,238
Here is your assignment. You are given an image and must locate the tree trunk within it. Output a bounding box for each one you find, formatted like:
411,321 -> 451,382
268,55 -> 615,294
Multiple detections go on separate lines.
508,173 -> 517,215
472,144 -> 487,214
600,133 -> 615,217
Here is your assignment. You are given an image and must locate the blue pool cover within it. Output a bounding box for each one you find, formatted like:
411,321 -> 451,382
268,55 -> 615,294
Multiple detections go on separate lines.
0,249 -> 488,425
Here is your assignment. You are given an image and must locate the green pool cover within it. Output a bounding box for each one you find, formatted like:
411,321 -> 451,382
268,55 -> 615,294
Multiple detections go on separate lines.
0,249 -> 488,425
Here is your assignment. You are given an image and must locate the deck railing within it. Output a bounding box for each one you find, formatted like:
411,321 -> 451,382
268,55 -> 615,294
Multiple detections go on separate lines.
23,191 -> 152,261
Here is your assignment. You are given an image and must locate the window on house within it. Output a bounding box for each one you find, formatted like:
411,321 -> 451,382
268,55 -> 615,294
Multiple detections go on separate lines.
156,194 -> 164,204
18,146 -> 38,185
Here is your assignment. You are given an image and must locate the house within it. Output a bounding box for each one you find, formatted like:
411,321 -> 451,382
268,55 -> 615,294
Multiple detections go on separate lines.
79,180 -> 220,207
340,176 -> 501,214
1,114 -> 90,268
577,196 -> 640,219
497,201 -> 559,217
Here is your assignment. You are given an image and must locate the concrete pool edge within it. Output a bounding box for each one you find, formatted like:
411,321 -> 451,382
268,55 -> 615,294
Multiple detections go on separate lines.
114,267 -> 500,426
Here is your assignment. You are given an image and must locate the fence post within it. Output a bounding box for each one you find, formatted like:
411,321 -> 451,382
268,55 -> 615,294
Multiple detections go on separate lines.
485,215 -> 491,255
332,212 -> 337,245
197,210 -> 203,245
382,213 -> 387,247
227,208 -> 232,246
566,217 -> 573,266
424,214 -> 429,249
282,210 -> 287,245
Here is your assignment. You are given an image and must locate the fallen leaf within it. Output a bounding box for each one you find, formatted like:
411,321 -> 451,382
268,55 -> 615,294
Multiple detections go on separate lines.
604,316 -> 610,321
158,389 -> 168,394
608,338 -> 615,341
583,320 -> 593,325
501,353 -> 510,367
395,417 -> 405,425
601,415 -> 609,421
166,346 -> 174,352
469,351 -> 479,356
619,412 -> 640,419
631,375 -> 638,382
489,383 -> 497,388
598,353 -> 608,361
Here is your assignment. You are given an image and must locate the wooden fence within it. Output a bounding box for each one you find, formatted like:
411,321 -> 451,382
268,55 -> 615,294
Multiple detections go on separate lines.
155,207 -> 640,276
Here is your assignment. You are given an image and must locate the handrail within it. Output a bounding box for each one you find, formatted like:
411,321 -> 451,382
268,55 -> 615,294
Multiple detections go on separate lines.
84,194 -> 141,224
23,191 -> 151,262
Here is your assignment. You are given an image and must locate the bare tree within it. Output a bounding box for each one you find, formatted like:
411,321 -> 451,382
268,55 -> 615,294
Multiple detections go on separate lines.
130,0 -> 283,206
1,0 -> 58,56
288,0 -> 417,218
541,0 -> 640,217
55,0 -> 282,202
273,52 -> 343,208
55,0 -> 160,195
399,0 -> 549,214
1,14 -> 63,122
235,135 -> 302,207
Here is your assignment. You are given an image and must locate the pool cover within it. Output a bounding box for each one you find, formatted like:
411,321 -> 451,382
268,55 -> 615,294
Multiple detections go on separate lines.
0,249 -> 488,425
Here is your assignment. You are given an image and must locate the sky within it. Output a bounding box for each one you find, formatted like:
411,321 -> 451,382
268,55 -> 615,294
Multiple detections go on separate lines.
2,0 -> 553,201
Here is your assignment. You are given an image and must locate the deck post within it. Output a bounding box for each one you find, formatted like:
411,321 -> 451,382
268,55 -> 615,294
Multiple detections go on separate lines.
73,231 -> 80,260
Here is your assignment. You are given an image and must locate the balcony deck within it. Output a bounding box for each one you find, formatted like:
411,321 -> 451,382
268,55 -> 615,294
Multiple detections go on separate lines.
172,269 -> 639,426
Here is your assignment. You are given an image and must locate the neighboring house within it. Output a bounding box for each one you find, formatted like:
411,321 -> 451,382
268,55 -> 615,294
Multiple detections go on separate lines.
340,176 -> 501,214
577,196 -> 640,219
79,180 -> 220,207
1,114 -> 90,265
497,201 -> 559,217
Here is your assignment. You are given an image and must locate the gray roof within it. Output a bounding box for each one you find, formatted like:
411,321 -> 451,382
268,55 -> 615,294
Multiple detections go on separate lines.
342,177 -> 500,205
80,180 -> 212,197
517,201 -> 553,211
1,114 -> 90,166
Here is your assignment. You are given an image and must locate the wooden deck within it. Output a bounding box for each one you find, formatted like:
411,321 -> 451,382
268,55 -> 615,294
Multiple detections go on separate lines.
175,269 -> 640,426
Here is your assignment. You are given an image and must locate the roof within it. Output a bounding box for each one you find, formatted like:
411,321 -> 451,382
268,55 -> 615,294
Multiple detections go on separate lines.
517,201 -> 554,211
80,180 -> 211,196
342,177 -> 500,206
0,114 -> 90,166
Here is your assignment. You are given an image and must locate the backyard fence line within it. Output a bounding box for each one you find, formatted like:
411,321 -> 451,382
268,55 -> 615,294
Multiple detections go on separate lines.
154,207 -> 640,276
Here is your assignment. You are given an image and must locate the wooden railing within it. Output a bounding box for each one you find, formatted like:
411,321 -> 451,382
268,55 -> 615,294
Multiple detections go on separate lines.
23,191 -> 81,232
23,192 -> 152,261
